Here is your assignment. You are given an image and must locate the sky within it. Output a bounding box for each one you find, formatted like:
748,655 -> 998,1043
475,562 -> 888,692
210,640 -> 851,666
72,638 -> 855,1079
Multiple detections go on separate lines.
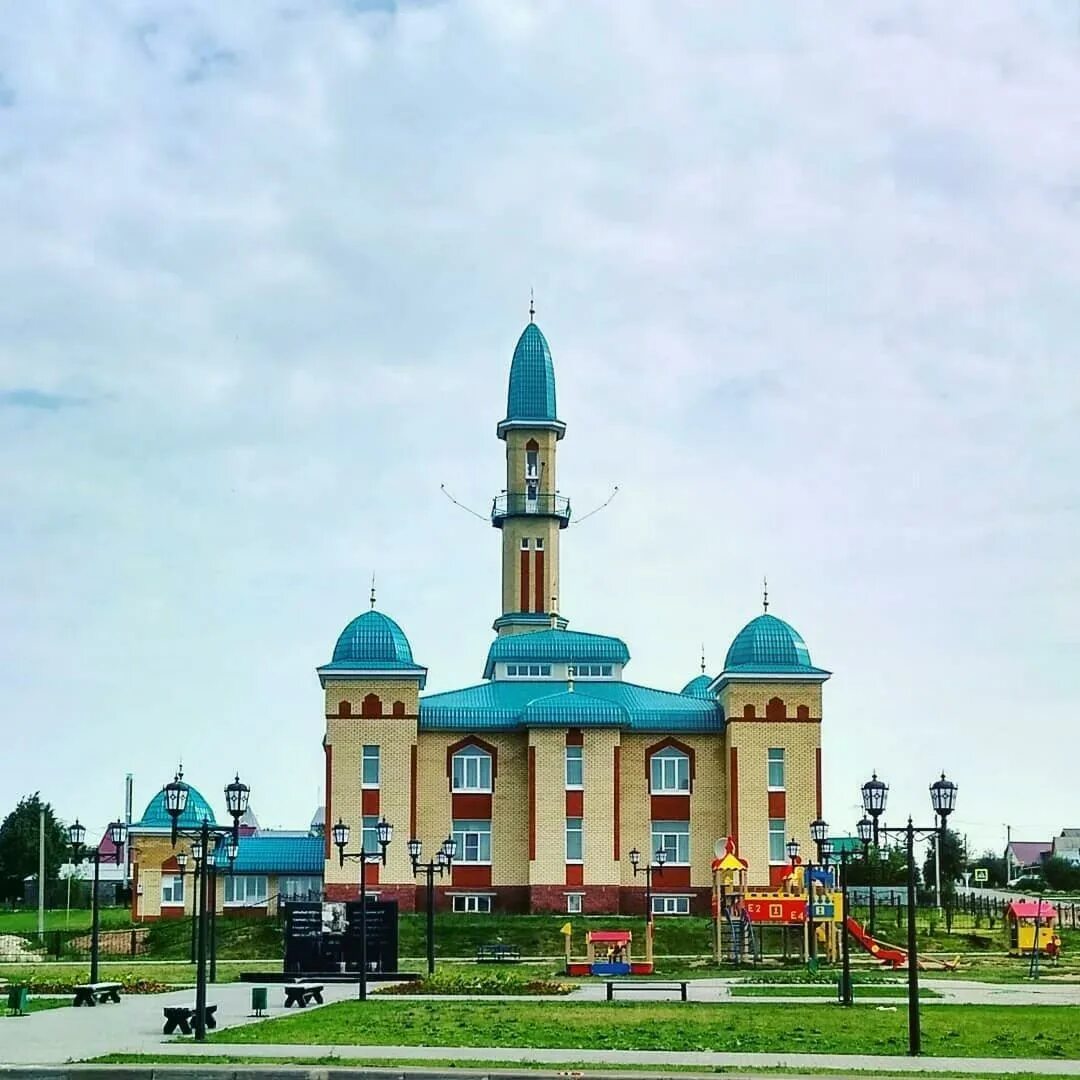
1,1 -> 1078,861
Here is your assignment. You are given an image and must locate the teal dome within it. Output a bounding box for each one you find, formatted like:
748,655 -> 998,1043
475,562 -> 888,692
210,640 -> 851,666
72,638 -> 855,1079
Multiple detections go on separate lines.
680,674 -> 714,698
331,609 -> 415,668
137,784 -> 217,829
724,614 -> 817,673
498,322 -> 564,438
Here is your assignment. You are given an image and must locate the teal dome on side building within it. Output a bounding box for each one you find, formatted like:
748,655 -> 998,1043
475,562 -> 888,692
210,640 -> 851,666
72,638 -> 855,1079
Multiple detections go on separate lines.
331,610 -> 415,667
497,322 -> 565,439
137,785 -> 217,829
680,674 -> 714,698
723,614 -> 826,674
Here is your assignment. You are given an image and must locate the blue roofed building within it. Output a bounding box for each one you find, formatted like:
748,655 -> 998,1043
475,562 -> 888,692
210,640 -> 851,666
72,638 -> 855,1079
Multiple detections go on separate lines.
316,313 -> 832,916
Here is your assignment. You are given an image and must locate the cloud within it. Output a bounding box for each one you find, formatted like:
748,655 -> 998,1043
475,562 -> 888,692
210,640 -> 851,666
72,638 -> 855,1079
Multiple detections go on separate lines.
0,388 -> 88,410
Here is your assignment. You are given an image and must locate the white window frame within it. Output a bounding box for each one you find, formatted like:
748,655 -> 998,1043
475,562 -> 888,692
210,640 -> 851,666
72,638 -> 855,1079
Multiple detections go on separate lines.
362,744 -> 380,789
452,819 -> 492,865
565,817 -> 584,863
768,817 -> 787,865
535,537 -> 544,550
566,892 -> 583,914
520,537 -> 531,549
565,745 -> 584,789
452,747 -> 493,792
224,875 -> 268,906
650,747 -> 690,794
652,821 -> 690,866
651,894 -> 691,915
505,663 -> 551,678
526,450 -> 539,479
452,894 -> 492,913
767,747 -> 785,791
161,875 -> 185,906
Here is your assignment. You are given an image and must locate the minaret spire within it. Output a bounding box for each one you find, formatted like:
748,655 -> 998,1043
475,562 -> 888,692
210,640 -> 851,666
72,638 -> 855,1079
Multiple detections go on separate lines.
529,288 -> 535,322
370,574 -> 377,610
700,644 -> 706,674
763,576 -> 769,613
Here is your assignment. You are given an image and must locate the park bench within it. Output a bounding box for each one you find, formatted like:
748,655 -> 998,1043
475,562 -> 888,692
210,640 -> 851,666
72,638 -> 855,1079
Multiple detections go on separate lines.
284,982 -> 325,1007
162,1003 -> 218,1035
476,943 -> 520,963
73,982 -> 122,1007
605,980 -> 688,1002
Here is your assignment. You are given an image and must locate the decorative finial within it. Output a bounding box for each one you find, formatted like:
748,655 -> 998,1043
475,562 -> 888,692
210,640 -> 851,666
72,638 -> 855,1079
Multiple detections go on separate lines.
550,593 -> 558,630
529,288 -> 535,323
700,644 -> 706,674
370,574 -> 377,610
763,576 -> 769,613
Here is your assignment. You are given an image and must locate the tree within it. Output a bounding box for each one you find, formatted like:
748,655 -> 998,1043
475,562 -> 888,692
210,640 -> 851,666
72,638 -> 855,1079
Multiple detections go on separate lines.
968,849 -> 1008,887
0,793 -> 69,903
844,843 -> 911,887
1043,856 -> 1080,892
922,827 -> 965,896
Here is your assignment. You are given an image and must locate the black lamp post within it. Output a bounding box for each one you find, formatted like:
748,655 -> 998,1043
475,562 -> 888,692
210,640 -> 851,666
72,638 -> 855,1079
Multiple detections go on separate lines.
786,836 -> 800,872
67,819 -> 127,986
807,818 -> 828,963
208,834 -> 238,984
629,845 -> 667,966
408,835 -> 456,975
333,815 -> 392,1002
162,769 -> 250,1042
879,771 -> 958,1056
861,771 -> 889,937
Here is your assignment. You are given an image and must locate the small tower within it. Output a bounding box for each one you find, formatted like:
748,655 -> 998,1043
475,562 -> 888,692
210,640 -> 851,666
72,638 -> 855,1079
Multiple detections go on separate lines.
491,316 -> 571,635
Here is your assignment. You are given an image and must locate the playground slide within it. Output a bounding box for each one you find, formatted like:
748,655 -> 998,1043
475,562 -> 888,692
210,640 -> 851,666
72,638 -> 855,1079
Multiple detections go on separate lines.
845,917 -> 908,968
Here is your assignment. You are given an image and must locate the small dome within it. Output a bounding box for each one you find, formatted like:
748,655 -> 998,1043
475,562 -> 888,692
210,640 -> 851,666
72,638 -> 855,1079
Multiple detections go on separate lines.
724,614 -> 815,673
137,784 -> 217,829
498,322 -> 564,438
331,609 -> 415,667
680,674 -> 714,698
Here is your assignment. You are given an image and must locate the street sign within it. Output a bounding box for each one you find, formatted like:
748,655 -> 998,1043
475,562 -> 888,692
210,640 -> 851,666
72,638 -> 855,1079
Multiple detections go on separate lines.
974,867 -> 989,883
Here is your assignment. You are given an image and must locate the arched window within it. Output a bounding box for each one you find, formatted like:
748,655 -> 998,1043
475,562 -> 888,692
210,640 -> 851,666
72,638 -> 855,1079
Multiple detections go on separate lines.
451,745 -> 493,793
338,701 -> 351,717
361,693 -> 382,718
650,745 -> 690,794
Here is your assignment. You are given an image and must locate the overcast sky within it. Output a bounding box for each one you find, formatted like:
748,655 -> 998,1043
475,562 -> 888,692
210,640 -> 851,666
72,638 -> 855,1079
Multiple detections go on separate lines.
2,1 -> 1078,861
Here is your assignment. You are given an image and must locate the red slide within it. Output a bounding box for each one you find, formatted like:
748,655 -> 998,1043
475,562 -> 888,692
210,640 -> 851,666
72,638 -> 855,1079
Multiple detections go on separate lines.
845,917 -> 908,969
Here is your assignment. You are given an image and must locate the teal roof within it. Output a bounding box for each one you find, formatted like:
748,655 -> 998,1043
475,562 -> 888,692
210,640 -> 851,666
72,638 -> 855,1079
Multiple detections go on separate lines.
420,679 -> 722,732
680,674 -> 714,698
722,614 -> 829,675
137,785 -> 217,829
498,322 -> 564,438
319,610 -> 426,686
224,835 -> 323,875
483,629 -> 630,678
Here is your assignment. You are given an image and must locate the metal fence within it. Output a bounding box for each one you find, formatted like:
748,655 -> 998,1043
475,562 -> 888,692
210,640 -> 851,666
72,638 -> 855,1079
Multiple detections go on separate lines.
0,926 -> 149,963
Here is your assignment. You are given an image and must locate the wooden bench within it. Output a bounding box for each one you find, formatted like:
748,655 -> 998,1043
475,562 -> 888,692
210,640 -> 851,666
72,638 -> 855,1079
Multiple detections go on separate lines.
284,982 -> 324,1007
162,1004 -> 218,1035
73,982 -> 122,1007
606,980 -> 688,1002
476,944 -> 520,964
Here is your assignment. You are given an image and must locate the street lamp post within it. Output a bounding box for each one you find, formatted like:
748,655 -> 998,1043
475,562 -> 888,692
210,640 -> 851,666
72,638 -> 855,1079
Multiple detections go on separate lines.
208,835 -> 238,984
408,835 -> 456,975
67,819 -> 127,986
807,818 -> 829,964
629,845 -> 667,966
861,772 -> 889,937
162,769 -> 250,1042
333,816 -> 392,1001
786,837 -> 801,963
822,839 -> 856,1007
879,771 -> 958,1056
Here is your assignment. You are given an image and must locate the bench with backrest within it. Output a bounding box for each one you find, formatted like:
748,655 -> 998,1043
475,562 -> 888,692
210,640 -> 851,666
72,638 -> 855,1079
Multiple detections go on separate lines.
284,982 -> 325,1007
476,943 -> 520,963
73,982 -> 122,1007
605,980 -> 688,1002
162,1003 -> 218,1035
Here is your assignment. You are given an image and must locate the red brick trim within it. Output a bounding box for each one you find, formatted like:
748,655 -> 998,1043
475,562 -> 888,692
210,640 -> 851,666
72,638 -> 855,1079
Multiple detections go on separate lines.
409,745 -> 418,838
534,549 -> 544,613
565,789 -> 583,817
452,793 -> 492,819
767,790 -> 786,818
769,864 -> 788,887
650,794 -> 690,821
528,747 -> 537,860
445,736 -> 499,784
726,716 -> 821,724
161,855 -> 180,872
339,700 -> 351,717
361,693 -> 383,718
520,549 -> 530,613
361,788 -> 380,816
613,747 -> 621,859
452,865 -> 492,888
565,863 -> 584,886
566,728 -> 583,746
655,866 -> 690,888
326,712 -> 419,721
729,747 -> 739,847
645,737 -> 696,792
324,740 -> 333,861
815,747 -> 822,818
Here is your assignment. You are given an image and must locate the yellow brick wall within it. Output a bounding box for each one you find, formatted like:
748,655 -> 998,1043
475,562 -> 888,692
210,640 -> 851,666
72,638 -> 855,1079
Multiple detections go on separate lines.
529,728 -> 566,881
719,681 -> 822,718
130,833 -> 238,916
505,429 -> 559,493
581,729 -> 621,885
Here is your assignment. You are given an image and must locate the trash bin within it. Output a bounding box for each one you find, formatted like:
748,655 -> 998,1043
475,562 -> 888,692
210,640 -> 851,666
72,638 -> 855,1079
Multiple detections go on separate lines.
251,986 -> 268,1016
7,986 -> 29,1016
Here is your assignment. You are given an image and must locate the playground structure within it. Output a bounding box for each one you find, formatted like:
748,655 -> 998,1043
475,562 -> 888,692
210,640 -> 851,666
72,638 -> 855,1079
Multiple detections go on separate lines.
563,926 -> 653,976
1006,900 -> 1061,958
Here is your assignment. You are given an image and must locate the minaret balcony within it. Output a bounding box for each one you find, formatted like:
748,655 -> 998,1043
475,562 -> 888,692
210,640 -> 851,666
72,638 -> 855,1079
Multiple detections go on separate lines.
491,492 -> 571,528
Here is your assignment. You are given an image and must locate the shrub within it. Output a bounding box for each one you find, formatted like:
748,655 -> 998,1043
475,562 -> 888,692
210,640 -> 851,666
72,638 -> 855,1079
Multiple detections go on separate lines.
376,969 -> 573,996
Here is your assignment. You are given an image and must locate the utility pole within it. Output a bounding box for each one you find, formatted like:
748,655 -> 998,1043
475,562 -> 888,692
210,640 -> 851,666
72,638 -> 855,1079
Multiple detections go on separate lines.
38,808 -> 46,934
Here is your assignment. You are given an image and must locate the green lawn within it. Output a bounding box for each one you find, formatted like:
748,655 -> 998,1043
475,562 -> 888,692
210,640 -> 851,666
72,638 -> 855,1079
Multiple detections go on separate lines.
1,997 -> 70,1017
0,960 -> 261,991
207,1001 -> 1080,1059
0,908 -> 133,933
728,984 -> 939,998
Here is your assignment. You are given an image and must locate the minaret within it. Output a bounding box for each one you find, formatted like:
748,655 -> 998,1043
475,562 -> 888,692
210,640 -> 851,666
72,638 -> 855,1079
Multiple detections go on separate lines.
492,306 -> 571,635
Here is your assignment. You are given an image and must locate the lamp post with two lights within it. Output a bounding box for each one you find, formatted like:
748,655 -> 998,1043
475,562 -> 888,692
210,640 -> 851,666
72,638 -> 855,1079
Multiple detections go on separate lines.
66,819 -> 128,986
407,835 -> 457,975
628,845 -> 667,967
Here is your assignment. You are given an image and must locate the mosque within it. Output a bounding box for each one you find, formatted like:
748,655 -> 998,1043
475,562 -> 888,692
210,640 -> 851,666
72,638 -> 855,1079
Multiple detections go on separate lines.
319,315 -> 831,915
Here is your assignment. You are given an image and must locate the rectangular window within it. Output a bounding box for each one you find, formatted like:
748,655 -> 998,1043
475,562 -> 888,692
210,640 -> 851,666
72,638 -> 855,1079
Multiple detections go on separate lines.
535,537 -> 544,550
520,537 -> 530,549
362,815 -> 381,855
161,875 -> 184,905
651,895 -> 691,915
566,817 -> 583,863
453,819 -> 492,864
651,821 -> 690,865
566,893 -> 583,914
452,894 -> 492,913
565,745 -> 584,788
526,450 -> 539,478
768,817 -> 787,863
650,752 -> 690,793
362,745 -> 380,788
505,664 -> 551,678
279,876 -> 322,902
224,875 -> 268,906
452,751 -> 492,792
767,748 -> 785,790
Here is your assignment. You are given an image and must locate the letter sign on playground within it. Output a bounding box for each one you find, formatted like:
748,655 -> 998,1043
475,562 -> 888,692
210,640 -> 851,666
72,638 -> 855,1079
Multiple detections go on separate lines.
744,898 -> 805,923
974,868 -> 989,883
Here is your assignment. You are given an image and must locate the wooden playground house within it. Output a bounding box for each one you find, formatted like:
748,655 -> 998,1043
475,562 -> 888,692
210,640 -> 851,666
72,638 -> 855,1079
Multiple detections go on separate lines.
564,926 -> 653,976
1006,900 -> 1061,957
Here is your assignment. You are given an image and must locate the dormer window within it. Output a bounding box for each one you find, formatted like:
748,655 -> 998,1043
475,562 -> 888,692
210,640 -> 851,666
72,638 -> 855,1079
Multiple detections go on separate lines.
650,746 -> 690,794
452,746 -> 492,792
506,663 -> 552,678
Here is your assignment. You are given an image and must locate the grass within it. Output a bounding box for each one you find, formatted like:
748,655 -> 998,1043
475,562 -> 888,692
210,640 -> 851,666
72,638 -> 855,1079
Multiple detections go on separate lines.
1,997 -> 71,1017
728,985 -> 939,998
0,907 -> 133,933
375,968 -> 573,996
207,1001 -> 1080,1059
0,960 -> 261,989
